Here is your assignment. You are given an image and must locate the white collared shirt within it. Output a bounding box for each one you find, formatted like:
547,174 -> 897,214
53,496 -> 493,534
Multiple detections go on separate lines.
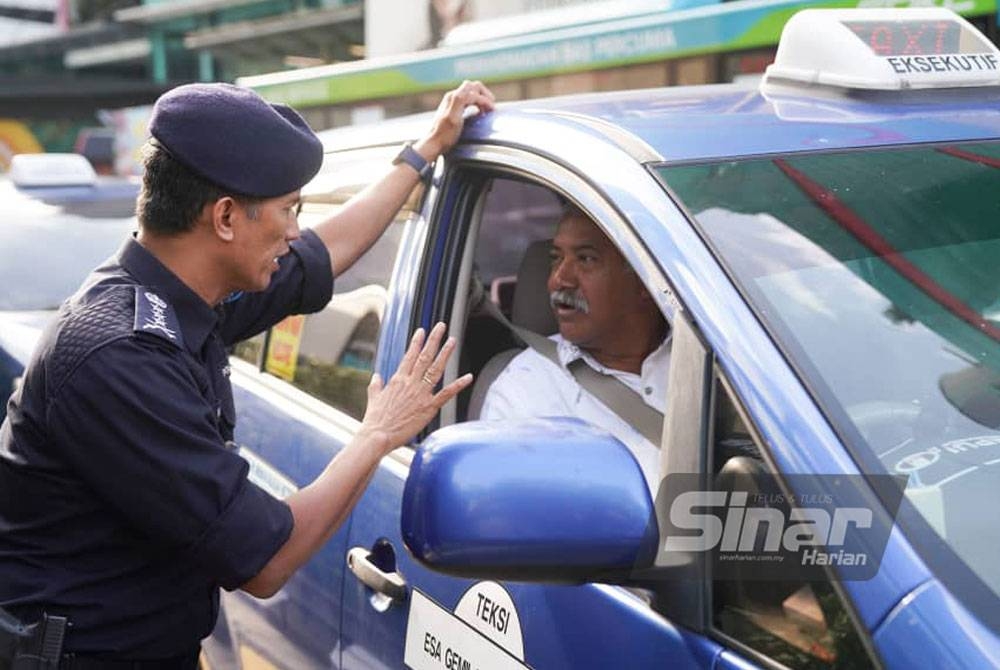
480,334 -> 671,491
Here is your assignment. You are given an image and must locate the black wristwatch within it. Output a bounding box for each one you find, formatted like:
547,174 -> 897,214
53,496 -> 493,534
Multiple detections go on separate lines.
392,141 -> 434,179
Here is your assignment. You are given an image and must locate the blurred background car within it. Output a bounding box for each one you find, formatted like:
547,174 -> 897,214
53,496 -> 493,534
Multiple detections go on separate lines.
73,128 -> 117,176
0,153 -> 138,405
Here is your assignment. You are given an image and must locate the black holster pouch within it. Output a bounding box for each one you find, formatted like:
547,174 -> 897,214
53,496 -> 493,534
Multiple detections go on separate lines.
0,609 -> 67,670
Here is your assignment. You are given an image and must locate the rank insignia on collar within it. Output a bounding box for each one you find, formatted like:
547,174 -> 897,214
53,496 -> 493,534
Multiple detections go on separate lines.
134,287 -> 185,348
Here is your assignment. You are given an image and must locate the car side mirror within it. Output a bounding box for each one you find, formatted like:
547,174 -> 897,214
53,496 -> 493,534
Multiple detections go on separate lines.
401,417 -> 657,583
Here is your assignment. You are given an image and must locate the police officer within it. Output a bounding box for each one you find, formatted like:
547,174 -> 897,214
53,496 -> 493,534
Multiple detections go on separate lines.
0,80 -> 494,667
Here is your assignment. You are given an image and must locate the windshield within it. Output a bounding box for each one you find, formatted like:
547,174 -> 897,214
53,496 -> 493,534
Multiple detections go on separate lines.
0,179 -> 137,310
659,142 -> 1000,616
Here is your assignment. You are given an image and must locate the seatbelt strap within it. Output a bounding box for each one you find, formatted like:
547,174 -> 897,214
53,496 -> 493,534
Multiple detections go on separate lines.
511,325 -> 664,445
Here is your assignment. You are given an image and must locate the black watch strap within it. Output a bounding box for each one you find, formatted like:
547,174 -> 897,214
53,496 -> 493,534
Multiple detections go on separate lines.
393,142 -> 433,178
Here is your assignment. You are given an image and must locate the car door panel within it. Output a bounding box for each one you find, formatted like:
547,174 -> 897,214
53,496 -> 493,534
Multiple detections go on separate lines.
342,457 -> 732,669
207,370 -> 354,669
340,152 -> 736,669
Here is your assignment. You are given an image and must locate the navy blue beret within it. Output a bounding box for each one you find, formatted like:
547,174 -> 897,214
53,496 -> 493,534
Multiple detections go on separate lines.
148,83 -> 323,198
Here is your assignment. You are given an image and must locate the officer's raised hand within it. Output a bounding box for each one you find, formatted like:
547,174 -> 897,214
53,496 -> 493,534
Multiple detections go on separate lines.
360,322 -> 472,452
243,322 -> 470,598
412,79 -> 496,162
314,80 -> 496,278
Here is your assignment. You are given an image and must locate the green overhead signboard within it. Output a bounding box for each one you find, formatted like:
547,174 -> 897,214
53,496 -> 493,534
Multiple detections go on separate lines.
244,0 -> 997,107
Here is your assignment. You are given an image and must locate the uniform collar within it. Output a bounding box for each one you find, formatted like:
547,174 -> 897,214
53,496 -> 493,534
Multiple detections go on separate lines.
117,235 -> 219,353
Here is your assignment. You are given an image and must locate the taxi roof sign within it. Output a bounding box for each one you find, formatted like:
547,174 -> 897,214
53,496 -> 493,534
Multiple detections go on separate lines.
762,8 -> 1000,93
9,153 -> 96,188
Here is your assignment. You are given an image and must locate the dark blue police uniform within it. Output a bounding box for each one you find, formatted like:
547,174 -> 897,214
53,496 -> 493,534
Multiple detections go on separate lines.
0,228 -> 332,663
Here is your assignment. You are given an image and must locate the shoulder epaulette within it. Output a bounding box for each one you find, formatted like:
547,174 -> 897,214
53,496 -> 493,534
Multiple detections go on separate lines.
133,287 -> 185,349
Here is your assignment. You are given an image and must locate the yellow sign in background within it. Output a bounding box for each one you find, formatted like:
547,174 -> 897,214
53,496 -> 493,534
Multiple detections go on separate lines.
265,314 -> 305,381
0,120 -> 43,169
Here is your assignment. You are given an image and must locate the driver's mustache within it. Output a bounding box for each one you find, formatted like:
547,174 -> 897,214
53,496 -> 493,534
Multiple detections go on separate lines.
549,289 -> 590,314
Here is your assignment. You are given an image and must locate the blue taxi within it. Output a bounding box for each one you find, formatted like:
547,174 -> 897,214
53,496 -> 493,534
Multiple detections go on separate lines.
194,8 -> 1000,668
4,7 -> 999,668
213,7 -> 999,668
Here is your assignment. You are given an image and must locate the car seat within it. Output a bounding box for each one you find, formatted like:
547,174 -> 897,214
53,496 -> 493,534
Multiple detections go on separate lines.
466,239 -> 556,419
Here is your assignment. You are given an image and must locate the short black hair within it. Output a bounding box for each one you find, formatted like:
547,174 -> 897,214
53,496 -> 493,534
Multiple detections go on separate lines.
136,141 -> 261,236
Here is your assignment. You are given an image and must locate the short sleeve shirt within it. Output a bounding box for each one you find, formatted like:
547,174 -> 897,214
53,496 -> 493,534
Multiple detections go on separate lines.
0,229 -> 333,658
481,333 -> 671,492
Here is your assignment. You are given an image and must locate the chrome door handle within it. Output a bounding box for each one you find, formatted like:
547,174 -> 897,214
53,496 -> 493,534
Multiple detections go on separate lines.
347,546 -> 407,601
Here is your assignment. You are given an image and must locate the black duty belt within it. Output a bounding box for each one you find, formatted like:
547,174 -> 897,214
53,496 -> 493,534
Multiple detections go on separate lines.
2,607 -> 198,670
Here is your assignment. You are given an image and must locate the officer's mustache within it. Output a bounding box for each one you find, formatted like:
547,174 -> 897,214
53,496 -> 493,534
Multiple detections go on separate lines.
549,289 -> 590,314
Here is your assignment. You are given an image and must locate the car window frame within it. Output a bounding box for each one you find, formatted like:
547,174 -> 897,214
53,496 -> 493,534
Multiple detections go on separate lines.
704,366 -> 882,670
422,144 -> 680,426
407,143 -> 707,616
656,309 -> 879,668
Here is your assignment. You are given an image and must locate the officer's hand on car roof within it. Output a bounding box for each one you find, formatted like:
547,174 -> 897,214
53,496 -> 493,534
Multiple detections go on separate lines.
360,322 -> 472,453
413,80 -> 495,163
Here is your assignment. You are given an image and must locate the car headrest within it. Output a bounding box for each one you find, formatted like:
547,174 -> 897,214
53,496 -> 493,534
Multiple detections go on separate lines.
511,239 -> 557,336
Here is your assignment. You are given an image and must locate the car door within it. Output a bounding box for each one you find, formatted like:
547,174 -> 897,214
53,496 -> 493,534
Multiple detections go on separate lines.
202,145 -> 428,670
340,149 -> 731,669
340,139 -> 879,669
